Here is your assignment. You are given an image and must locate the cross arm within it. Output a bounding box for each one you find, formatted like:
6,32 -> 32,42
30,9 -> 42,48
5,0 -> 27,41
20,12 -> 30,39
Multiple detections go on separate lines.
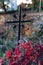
6,20 -> 32,24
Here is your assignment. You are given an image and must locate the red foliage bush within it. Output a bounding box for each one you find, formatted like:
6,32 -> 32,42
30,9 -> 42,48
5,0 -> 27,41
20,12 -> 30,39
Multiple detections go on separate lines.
5,41 -> 43,65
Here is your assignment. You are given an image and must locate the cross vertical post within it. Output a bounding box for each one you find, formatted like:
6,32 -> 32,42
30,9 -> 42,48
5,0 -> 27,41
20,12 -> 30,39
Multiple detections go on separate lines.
18,6 -> 21,41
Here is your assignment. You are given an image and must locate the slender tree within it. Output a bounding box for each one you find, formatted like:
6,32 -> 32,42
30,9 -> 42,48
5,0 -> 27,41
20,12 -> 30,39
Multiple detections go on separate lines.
0,0 -> 10,12
32,0 -> 40,11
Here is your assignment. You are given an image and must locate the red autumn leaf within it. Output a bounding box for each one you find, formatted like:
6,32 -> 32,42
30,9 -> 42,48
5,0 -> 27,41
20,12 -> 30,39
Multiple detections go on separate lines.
0,58 -> 2,65
15,47 -> 21,55
6,50 -> 12,59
